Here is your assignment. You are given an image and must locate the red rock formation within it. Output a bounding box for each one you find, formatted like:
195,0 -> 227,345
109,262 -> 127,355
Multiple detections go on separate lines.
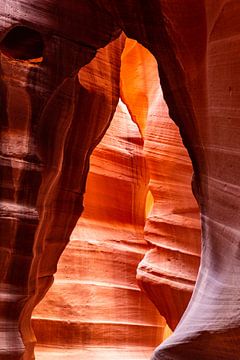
33,98 -> 166,359
1,1 -> 240,359
114,3 -> 240,359
0,5 -> 124,357
32,38 -> 201,360
120,39 -> 201,331
32,38 -> 200,359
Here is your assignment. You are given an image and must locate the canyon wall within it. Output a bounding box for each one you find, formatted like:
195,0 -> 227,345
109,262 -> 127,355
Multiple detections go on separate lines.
0,1 -> 240,359
121,38 -> 201,331
32,39 -> 200,358
33,98 -> 166,359
0,4 -> 124,357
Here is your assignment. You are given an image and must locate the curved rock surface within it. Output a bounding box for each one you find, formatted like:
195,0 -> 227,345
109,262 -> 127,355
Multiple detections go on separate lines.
0,1 -> 240,360
0,5 -> 124,357
33,98 -> 166,359
121,38 -> 201,331
32,38 -> 200,359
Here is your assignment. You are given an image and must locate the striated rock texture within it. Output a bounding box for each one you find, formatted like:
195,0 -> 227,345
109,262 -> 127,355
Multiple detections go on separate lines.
32,38 -> 200,359
0,1 -> 240,360
0,3 -> 124,358
121,39 -> 201,331
33,98 -> 166,359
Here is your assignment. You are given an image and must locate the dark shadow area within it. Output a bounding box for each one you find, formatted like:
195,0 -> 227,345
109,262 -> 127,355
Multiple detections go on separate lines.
0,26 -> 44,62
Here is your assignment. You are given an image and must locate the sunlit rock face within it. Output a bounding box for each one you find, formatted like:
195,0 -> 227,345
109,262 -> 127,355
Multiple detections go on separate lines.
33,98 -> 167,359
32,39 -> 200,359
121,39 -> 201,332
1,1 -> 240,360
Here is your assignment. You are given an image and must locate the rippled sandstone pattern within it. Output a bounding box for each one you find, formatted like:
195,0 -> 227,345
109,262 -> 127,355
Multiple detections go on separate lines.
0,1 -> 240,360
33,98 -> 167,359
0,3 -> 124,358
121,38 -> 201,332
32,38 -> 201,359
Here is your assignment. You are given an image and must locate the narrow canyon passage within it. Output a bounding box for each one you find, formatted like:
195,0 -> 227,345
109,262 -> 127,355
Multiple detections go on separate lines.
120,39 -> 201,332
1,1 -> 240,359
32,39 -> 200,359
33,98 -> 165,360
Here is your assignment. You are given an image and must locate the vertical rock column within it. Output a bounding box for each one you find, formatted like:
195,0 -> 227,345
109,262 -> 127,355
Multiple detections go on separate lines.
30,36 -> 125,359
0,55 -> 41,359
0,1 -> 123,357
113,2 -> 240,358
138,92 -> 201,330
120,39 -> 201,330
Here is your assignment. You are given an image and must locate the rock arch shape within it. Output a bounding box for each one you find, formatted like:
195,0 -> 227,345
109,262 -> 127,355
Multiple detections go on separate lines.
0,1 -> 239,359
32,37 -> 200,359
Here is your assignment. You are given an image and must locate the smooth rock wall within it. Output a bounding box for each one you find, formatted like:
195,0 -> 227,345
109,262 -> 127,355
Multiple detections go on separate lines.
1,1 -> 240,359
33,99 -> 166,359
33,39 -> 200,359
120,39 -> 200,330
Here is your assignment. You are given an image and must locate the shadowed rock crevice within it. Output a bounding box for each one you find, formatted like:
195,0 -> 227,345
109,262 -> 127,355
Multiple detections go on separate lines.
0,26 -> 44,62
120,39 -> 200,331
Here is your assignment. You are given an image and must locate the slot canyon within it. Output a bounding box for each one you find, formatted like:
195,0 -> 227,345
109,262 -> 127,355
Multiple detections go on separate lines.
0,1 -> 240,360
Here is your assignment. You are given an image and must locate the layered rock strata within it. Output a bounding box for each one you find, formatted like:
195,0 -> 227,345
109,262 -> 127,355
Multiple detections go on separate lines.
99,3 -> 240,358
0,1 -> 240,360
0,5 -> 124,357
32,38 -> 201,358
120,39 -> 201,331
33,98 -> 166,359
33,38 -> 201,359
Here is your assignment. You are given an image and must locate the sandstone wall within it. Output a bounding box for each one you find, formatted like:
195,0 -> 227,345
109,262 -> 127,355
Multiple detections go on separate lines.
0,1 -> 240,359
33,39 -> 200,359
33,98 -> 165,359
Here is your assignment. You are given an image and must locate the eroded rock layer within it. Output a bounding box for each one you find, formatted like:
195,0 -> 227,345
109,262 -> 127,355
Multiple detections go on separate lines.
0,1 -> 240,359
120,39 -> 200,330
33,99 -> 166,359
32,39 -> 200,359
0,9 -> 124,357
